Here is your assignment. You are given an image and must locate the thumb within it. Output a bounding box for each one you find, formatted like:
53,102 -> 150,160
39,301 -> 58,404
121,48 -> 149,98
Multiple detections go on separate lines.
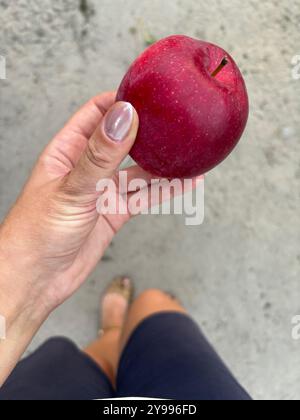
66,101 -> 139,193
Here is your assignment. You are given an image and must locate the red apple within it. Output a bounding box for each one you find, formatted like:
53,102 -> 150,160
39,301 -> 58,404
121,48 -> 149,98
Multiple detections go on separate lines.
117,35 -> 249,178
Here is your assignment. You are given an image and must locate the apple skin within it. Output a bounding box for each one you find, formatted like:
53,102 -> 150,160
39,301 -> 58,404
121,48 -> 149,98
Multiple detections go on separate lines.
117,35 -> 249,178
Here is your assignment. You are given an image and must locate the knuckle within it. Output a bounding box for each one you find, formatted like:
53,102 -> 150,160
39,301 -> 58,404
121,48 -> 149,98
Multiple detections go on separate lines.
58,177 -> 80,198
85,141 -> 112,171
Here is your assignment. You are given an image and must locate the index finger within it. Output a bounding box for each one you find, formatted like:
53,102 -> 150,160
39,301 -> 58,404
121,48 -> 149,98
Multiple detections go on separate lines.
42,92 -> 117,172
32,92 -> 117,185
58,91 -> 116,140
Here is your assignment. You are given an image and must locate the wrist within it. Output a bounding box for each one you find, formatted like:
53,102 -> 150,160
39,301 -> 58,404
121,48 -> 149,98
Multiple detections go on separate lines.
0,250 -> 51,332
0,291 -> 46,388
0,271 -> 49,335
0,226 -> 51,387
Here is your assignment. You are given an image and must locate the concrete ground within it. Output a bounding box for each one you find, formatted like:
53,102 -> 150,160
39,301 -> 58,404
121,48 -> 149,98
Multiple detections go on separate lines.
0,0 -> 299,400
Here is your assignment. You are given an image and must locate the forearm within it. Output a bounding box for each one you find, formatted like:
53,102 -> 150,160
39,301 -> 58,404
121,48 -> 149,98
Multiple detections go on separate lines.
0,236 -> 49,387
0,299 -> 46,387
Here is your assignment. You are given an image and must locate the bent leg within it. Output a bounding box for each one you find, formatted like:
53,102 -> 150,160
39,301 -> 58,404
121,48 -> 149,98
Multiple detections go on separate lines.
0,338 -> 115,400
117,289 -> 251,401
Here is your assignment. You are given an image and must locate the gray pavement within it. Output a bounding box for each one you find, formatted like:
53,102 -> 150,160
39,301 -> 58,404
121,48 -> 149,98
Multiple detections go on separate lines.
0,0 -> 299,400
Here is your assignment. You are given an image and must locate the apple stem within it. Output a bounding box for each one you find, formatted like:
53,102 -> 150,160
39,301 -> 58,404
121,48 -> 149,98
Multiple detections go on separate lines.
211,57 -> 229,77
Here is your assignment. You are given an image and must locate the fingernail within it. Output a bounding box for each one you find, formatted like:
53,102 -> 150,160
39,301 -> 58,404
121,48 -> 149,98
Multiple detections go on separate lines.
104,102 -> 134,142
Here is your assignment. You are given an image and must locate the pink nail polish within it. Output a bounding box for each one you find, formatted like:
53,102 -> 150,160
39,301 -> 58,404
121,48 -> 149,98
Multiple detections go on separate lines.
104,102 -> 134,142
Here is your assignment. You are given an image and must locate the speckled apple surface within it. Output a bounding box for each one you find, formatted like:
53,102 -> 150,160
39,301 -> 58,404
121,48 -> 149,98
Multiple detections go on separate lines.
117,35 -> 249,178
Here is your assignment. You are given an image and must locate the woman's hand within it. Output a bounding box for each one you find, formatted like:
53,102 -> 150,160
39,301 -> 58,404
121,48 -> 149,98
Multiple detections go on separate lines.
0,92 -> 199,385
0,92 -> 140,384
0,93 -> 144,319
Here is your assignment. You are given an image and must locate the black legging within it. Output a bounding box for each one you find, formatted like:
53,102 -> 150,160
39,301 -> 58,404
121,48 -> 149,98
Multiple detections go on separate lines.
0,312 -> 251,400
